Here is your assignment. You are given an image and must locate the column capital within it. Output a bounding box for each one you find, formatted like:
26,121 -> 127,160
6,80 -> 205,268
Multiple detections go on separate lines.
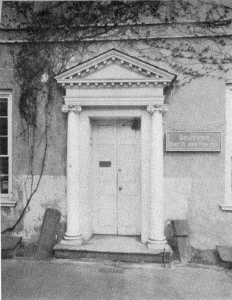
62,104 -> 82,114
147,105 -> 168,114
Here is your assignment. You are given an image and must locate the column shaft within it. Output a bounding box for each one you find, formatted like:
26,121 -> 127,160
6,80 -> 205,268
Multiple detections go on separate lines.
61,105 -> 83,245
147,105 -> 170,251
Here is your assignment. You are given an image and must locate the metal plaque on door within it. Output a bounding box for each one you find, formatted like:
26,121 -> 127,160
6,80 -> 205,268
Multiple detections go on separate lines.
99,161 -> 111,167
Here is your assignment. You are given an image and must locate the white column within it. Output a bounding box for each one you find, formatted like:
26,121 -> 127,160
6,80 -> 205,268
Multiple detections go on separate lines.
147,105 -> 170,251
60,104 -> 83,245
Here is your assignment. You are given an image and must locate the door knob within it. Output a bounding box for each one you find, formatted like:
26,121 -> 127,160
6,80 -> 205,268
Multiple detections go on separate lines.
118,186 -> 123,191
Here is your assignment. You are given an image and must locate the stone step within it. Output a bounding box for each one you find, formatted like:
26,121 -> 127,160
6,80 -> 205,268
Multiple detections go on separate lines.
54,249 -> 173,264
54,248 -> 173,264
54,235 -> 173,264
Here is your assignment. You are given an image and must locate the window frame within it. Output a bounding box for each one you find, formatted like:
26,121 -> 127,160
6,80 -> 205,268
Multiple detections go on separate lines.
0,91 -> 15,207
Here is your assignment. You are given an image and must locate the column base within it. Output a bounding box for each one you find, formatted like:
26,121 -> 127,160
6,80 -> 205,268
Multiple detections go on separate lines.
147,239 -> 172,253
60,235 -> 83,246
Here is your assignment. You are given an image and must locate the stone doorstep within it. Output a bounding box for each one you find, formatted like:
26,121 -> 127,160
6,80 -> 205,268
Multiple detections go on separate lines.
54,242 -> 173,254
54,249 -> 173,264
53,235 -> 173,264
1,236 -> 22,259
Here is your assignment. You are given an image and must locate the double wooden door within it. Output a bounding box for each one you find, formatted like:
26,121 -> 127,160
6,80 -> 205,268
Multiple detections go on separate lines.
91,119 -> 141,235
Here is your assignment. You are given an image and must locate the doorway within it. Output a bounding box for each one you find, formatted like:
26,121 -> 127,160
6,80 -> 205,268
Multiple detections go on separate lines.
91,118 -> 141,235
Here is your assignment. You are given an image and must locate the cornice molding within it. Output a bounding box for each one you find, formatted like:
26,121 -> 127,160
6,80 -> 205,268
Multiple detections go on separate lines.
1,23 -> 232,43
61,80 -> 168,88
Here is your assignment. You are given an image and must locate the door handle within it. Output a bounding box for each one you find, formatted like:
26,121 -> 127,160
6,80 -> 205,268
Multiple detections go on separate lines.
118,186 -> 123,191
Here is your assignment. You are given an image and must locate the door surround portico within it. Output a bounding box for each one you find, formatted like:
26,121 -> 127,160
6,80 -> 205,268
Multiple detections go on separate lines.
55,49 -> 176,251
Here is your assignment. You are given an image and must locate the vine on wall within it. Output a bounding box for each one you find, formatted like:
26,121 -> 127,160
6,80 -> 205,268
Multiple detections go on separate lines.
2,43 -> 55,233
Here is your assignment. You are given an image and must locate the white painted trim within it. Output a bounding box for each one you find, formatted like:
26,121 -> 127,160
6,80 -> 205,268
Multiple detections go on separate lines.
1,197 -> 17,207
60,79 -> 171,85
0,91 -> 13,207
64,97 -> 164,106
86,108 -> 142,118
221,83 -> 232,211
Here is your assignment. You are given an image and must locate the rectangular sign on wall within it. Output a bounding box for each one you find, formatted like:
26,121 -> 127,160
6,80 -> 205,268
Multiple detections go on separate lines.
166,132 -> 221,152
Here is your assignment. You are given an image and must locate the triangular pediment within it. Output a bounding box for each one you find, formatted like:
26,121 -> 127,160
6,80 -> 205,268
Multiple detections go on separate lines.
55,49 -> 176,87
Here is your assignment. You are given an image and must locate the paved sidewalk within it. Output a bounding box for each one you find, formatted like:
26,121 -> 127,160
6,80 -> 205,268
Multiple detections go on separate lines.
1,259 -> 232,300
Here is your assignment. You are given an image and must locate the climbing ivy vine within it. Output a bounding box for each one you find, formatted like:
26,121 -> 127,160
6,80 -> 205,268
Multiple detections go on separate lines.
5,0 -> 231,128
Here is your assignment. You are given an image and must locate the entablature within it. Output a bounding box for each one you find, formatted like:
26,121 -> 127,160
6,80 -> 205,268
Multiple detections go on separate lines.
55,49 -> 176,107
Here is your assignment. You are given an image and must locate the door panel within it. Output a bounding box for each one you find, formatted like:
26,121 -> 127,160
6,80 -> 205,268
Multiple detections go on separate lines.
92,122 -> 117,234
92,119 -> 141,235
118,121 -> 141,235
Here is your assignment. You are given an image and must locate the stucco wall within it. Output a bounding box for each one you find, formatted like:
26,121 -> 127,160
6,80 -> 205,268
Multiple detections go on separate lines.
1,44 -> 68,238
1,43 -> 232,249
163,77 -> 232,249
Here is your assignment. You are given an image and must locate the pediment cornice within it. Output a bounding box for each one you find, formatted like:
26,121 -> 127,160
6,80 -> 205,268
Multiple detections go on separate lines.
55,49 -> 176,88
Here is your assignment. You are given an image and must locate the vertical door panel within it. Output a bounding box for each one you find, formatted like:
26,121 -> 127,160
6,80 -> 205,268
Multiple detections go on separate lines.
117,121 -> 141,235
92,123 -> 117,234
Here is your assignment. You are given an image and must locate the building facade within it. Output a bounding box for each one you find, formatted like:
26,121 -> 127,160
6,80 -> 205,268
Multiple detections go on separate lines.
1,1 -> 232,253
